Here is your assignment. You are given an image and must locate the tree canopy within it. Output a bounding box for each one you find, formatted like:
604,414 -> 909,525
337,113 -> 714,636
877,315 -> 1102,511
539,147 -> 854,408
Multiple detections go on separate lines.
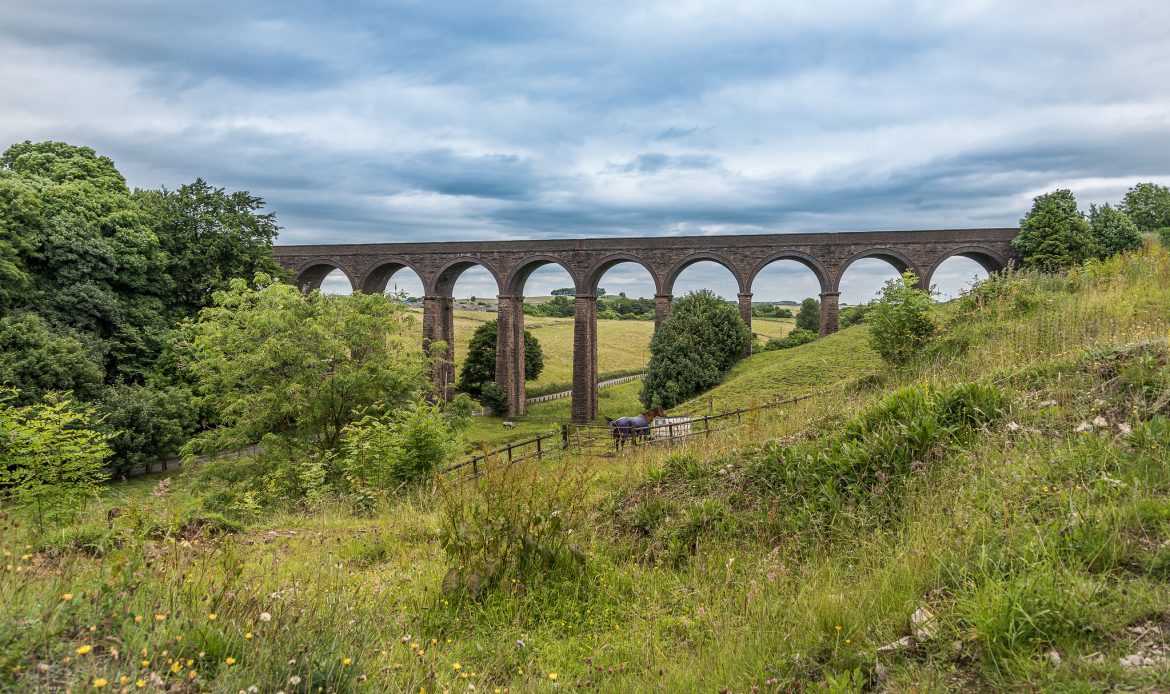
456,320 -> 544,400
1013,189 -> 1096,270
1120,182 -> 1170,233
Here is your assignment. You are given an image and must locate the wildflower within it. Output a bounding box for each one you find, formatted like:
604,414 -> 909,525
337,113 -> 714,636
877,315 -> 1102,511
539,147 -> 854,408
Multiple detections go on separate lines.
226,657 -> 236,665
93,677 -> 108,688
245,632 -> 253,639
136,680 -> 146,688
120,676 -> 129,685
452,662 -> 462,670
76,645 -> 93,655
392,663 -> 402,670
62,593 -> 74,601
342,657 -> 353,666
208,614 -> 218,621
141,660 -> 149,667
259,612 -> 272,622
844,639 -> 852,645
172,662 -> 182,673
289,675 -> 302,685
155,614 -> 166,622
134,615 -> 143,623
834,625 -> 841,631
549,673 -> 558,681
188,670 -> 197,680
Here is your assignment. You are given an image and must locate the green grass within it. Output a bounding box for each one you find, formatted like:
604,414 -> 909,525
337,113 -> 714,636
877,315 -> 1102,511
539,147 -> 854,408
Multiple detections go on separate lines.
4,247 -> 1170,692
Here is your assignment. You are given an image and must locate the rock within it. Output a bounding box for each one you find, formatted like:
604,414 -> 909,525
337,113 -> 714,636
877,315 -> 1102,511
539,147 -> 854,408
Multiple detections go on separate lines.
1092,416 -> 1108,428
1118,422 -> 1133,435
1046,649 -> 1061,664
911,606 -> 937,641
1075,422 -> 1093,433
876,636 -> 914,654
717,468 -> 727,476
1038,399 -> 1058,407
873,660 -> 888,682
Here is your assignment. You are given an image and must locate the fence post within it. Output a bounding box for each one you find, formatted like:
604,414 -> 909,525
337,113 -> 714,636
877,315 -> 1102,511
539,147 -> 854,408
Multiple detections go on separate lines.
536,436 -> 543,459
562,424 -> 570,449
507,444 -> 513,464
472,457 -> 479,477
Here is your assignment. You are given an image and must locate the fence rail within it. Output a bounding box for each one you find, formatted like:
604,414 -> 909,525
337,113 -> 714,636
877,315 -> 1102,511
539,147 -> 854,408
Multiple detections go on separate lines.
441,429 -> 566,476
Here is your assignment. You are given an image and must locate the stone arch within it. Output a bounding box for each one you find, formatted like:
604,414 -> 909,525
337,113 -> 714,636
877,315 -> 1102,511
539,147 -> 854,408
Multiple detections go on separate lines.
429,257 -> 503,297
662,251 -> 746,296
833,247 -> 922,292
921,246 -> 1008,290
583,253 -> 662,296
294,259 -> 356,292
359,258 -> 426,295
502,255 -> 580,297
746,250 -> 831,295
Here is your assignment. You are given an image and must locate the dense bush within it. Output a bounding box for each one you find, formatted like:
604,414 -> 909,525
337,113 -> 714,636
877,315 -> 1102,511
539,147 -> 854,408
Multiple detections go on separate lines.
640,289 -> 750,409
763,327 -> 817,351
1013,189 -> 1096,270
838,303 -> 870,328
867,271 -> 936,365
340,400 -> 462,491
0,312 -> 103,403
455,319 -> 543,400
96,383 -> 198,478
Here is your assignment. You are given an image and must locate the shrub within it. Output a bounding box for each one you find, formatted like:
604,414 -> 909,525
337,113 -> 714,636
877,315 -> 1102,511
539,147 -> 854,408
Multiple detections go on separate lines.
838,303 -> 870,328
764,327 -> 818,351
641,290 -> 750,408
867,271 -> 936,366
436,459 -> 588,601
1157,226 -> 1170,250
339,400 -> 461,491
96,383 -> 197,478
1089,202 -> 1142,258
0,390 -> 112,533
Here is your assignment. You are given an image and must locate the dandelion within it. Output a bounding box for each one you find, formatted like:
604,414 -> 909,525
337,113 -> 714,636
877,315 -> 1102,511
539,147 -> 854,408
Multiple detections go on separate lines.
245,632 -> 253,639
93,677 -> 108,688
548,673 -> 558,681
187,670 -> 197,680
208,614 -> 218,621
62,593 -> 74,601
136,680 -> 146,688
834,625 -> 841,631
141,660 -> 149,667
120,676 -> 129,685
226,657 -> 236,665
259,612 -> 272,622
155,614 -> 166,622
452,662 -> 462,670
76,645 -> 93,655
289,675 -> 302,685
342,657 -> 353,666
172,662 -> 182,673
134,615 -> 143,623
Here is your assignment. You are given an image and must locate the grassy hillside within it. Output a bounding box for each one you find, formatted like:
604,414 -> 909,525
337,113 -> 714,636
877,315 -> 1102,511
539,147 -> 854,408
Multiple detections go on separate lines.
4,247 -> 1170,692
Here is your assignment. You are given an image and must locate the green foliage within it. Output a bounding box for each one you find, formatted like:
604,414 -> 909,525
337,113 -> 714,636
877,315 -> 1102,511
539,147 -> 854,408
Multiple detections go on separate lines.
0,312 -> 103,403
0,390 -> 111,533
437,460 -> 587,601
795,296 -> 821,333
339,400 -> 462,491
867,271 -> 936,365
95,383 -> 197,478
550,287 -> 574,296
1157,226 -> 1170,250
1119,181 -> 1170,232
182,275 -> 428,456
1088,202 -> 1142,258
838,303 -> 870,328
763,327 -> 818,351
641,289 -> 751,409
134,178 -> 282,319
1013,188 -> 1096,270
455,319 -> 544,398
752,303 -> 794,319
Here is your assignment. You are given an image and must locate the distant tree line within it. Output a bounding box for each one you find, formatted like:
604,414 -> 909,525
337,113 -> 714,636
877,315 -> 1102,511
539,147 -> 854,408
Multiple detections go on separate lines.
525,293 -> 654,320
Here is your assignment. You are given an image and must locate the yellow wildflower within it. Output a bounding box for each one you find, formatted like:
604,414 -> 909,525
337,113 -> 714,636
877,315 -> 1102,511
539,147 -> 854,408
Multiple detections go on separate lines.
342,657 -> 352,666
225,657 -> 236,665
92,678 -> 108,688
154,614 -> 166,622
62,593 -> 74,601
136,680 -> 145,688
187,669 -> 197,680
245,632 -> 253,639
208,613 -> 217,621
76,645 -> 93,655
548,673 -> 558,681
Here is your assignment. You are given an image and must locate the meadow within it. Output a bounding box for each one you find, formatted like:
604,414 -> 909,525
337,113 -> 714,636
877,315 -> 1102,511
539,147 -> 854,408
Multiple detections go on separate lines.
4,248 -> 1170,692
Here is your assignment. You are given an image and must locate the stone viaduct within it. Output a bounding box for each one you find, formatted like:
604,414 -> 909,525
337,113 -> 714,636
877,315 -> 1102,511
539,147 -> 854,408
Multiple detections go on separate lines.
272,228 -> 1018,422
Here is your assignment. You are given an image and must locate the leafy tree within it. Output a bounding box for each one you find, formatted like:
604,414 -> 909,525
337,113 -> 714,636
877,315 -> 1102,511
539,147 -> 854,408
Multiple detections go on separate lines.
0,312 -> 103,403
1088,203 -> 1142,258
795,297 -> 821,333
96,383 -> 198,478
181,275 -> 428,456
134,179 -> 282,318
340,400 -> 461,490
550,287 -> 575,296
0,390 -> 111,534
839,303 -> 871,328
1013,189 -> 1096,270
640,289 -> 750,409
763,327 -> 818,351
1119,182 -> 1170,233
867,272 -> 936,366
455,320 -> 544,398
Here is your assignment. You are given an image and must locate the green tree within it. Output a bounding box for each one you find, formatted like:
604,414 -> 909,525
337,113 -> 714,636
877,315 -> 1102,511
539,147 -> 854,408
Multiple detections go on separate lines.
1089,203 -> 1142,258
867,271 -> 936,366
181,275 -> 428,456
134,178 -> 282,318
1119,182 -> 1170,233
0,312 -> 104,403
340,400 -> 461,490
96,383 -> 197,478
0,390 -> 112,533
455,320 -> 544,398
640,289 -> 750,409
795,297 -> 821,333
1013,189 -> 1096,270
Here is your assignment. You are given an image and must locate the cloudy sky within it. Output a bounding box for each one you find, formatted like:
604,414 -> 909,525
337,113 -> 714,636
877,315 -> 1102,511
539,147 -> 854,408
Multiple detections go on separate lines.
4,0 -> 1168,302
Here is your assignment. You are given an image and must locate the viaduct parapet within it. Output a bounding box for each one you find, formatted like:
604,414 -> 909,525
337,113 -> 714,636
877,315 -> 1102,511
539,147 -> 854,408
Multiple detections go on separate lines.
272,228 -> 1018,421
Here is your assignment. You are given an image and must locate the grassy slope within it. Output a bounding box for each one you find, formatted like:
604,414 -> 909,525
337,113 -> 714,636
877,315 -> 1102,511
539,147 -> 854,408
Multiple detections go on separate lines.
5,248 -> 1170,692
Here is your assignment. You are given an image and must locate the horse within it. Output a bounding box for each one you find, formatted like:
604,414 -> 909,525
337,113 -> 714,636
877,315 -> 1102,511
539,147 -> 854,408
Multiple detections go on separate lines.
608,406 -> 667,450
